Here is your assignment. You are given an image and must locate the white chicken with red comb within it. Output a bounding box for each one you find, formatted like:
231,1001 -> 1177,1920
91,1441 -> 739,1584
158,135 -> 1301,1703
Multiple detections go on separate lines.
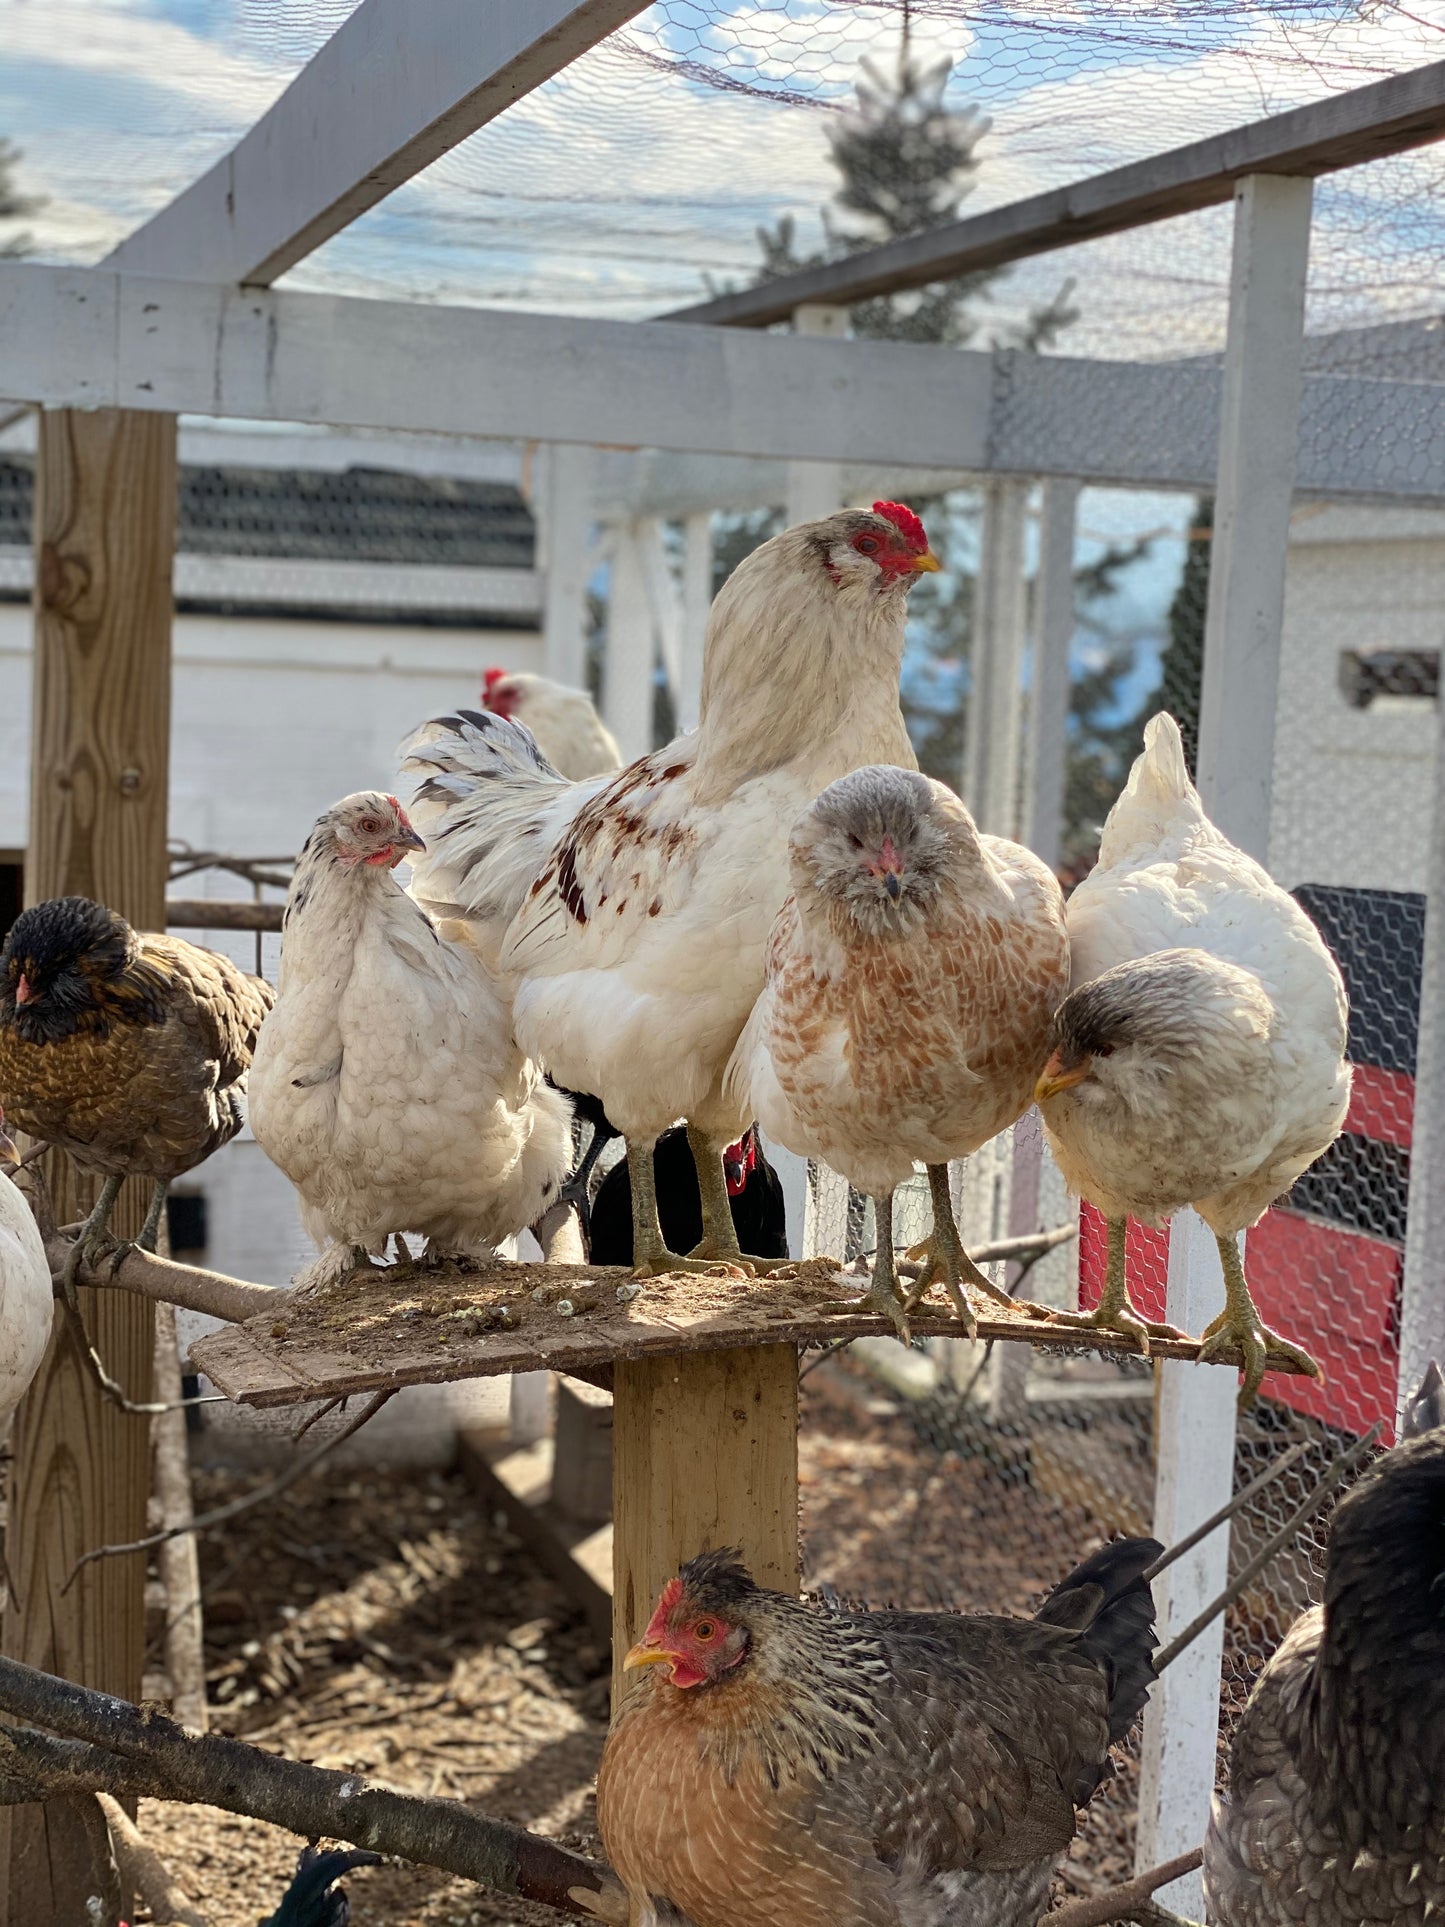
480,668 -> 621,781
402,503 -> 937,1275
249,791 -> 571,1292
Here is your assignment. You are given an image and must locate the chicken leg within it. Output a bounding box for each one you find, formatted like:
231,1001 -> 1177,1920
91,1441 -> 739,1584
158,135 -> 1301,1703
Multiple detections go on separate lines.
817,1190 -> 914,1344
1197,1230 -> 1322,1407
900,1163 -> 1016,1337
57,1172 -> 126,1309
1027,1215 -> 1185,1357
684,1126 -> 792,1274
626,1134 -> 738,1279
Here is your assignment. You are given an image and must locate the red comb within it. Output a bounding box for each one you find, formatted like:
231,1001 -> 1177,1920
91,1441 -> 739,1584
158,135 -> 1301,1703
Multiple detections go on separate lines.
643,1574 -> 684,1641
873,501 -> 929,553
481,666 -> 508,698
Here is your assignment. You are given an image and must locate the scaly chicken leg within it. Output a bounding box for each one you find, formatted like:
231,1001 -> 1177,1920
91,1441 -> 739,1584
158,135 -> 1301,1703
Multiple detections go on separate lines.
900,1163 -> 1016,1337
626,1134 -> 738,1280
817,1190 -> 914,1343
56,1172 -> 126,1307
1197,1230 -> 1322,1407
1031,1216 -> 1184,1358
684,1125 -> 792,1274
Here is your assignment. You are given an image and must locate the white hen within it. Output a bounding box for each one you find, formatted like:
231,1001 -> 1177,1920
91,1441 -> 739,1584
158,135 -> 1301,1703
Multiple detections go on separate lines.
403,503 -> 937,1274
248,792 -> 571,1291
1034,712 -> 1350,1402
481,668 -> 622,780
0,1111 -> 53,1435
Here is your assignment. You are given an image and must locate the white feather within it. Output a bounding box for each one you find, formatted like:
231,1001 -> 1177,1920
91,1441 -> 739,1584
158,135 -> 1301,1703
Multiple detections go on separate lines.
0,1165 -> 53,1438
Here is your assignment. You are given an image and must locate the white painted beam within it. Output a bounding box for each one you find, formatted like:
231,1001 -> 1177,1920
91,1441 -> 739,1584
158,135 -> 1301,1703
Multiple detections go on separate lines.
1399,679 -> 1445,1421
1024,479 -> 1080,868
536,444 -> 597,687
639,520 -> 683,704
965,481 -> 1030,834
105,0 -> 647,286
603,523 -> 655,761
677,514 -> 712,732
1138,175 -> 1314,1922
1196,176 -> 1314,862
786,306 -> 848,524
8,266 -> 1445,501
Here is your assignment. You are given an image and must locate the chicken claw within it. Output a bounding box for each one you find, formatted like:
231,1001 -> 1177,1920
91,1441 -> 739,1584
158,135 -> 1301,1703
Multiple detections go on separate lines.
1025,1215 -> 1186,1358
899,1164 -> 1018,1338
815,1192 -> 912,1344
683,1126 -> 793,1275
1198,1231 -> 1323,1407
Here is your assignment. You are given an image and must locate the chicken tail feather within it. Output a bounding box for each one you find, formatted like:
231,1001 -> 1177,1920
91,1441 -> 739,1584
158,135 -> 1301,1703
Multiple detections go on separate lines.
1036,1535 -> 1162,1772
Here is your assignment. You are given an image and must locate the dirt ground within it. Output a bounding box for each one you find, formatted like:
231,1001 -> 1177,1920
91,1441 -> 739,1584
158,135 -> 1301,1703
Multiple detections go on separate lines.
136,1352 -> 1145,1924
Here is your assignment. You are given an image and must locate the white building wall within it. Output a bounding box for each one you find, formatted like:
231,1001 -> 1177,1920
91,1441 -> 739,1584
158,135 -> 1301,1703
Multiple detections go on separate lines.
1270,505 -> 1443,892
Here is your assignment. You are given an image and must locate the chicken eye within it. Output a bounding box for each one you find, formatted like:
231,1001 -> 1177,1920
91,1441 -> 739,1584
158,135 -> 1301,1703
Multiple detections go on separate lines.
853,533 -> 881,555
357,817 -> 382,835
693,1620 -> 717,1642
846,833 -> 863,850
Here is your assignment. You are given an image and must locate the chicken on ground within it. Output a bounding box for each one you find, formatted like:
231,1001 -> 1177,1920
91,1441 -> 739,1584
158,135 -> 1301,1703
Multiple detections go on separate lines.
402,503 -> 937,1278
481,667 -> 622,780
727,766 -> 1068,1339
0,897 -> 274,1289
248,792 -> 571,1292
1203,1366 -> 1445,1926
599,1540 -> 1159,1927
1034,711 -> 1349,1403
0,1111 -> 53,1435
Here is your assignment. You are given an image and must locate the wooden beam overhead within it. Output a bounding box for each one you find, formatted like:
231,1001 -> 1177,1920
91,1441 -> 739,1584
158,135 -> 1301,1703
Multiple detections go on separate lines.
103,0 -> 648,287
7,262 -> 1445,502
664,58 -> 1445,329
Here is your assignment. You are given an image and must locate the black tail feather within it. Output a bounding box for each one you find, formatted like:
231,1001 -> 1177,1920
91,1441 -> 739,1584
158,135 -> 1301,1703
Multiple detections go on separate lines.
1036,1536 -> 1162,1754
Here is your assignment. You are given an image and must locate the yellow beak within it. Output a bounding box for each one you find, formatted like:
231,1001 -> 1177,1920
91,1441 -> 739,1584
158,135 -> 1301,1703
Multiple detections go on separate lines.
623,1641 -> 673,1673
1035,1052 -> 1091,1104
911,550 -> 942,574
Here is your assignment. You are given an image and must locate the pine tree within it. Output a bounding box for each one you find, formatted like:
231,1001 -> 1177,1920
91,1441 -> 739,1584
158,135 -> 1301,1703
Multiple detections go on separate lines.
1155,496 -> 1213,776
0,138 -> 42,258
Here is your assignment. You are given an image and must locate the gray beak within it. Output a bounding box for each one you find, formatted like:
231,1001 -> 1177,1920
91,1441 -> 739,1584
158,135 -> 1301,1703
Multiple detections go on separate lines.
883,872 -> 902,901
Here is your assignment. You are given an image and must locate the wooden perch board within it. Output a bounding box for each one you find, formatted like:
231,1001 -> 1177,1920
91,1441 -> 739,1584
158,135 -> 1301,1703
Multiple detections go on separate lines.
189,1257 -> 1309,1409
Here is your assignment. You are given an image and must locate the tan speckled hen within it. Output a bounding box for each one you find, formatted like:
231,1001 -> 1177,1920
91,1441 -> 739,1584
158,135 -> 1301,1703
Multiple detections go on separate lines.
0,896 -> 273,1282
1203,1365 -> 1445,1927
727,766 -> 1068,1337
598,1540 -> 1160,1927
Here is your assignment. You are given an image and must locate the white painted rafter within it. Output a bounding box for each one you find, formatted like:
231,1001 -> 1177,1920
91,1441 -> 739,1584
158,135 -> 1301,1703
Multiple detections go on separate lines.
103,0 -> 647,286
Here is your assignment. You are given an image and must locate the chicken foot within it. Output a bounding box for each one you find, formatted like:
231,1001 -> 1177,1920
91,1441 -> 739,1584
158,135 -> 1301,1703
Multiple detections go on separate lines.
56,1173 -> 126,1309
1197,1230 -> 1322,1408
100,1178 -> 171,1278
684,1125 -> 793,1274
898,1164 -> 1013,1337
1027,1215 -> 1187,1358
626,1134 -> 743,1280
816,1191 -> 914,1344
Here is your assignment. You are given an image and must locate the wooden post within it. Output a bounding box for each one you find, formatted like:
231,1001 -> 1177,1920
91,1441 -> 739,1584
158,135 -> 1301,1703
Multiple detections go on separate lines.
1,407 -> 177,1926
1136,174 -> 1313,1922
611,1346 -> 799,1710
963,479 -> 1029,833
677,513 -> 712,732
1399,669 -> 1445,1418
786,306 -> 847,524
538,443 -> 596,689
1024,477 -> 1080,869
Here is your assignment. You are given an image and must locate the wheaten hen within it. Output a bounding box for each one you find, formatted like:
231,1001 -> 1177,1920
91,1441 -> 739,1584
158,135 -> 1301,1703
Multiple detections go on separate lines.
728,766 -> 1067,1337
402,503 -> 936,1276
1034,711 -> 1350,1402
248,792 -> 571,1292
0,1112 -> 52,1434
481,667 -> 621,780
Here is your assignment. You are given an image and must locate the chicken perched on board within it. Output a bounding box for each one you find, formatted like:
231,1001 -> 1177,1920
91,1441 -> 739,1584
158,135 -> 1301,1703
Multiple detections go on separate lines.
598,1540 -> 1160,1927
728,766 -> 1068,1339
0,896 -> 274,1283
402,503 -> 935,1277
0,1111 -> 53,1434
1033,712 -> 1350,1402
1204,1365 -> 1445,1927
481,667 -> 622,780
248,793 -> 571,1292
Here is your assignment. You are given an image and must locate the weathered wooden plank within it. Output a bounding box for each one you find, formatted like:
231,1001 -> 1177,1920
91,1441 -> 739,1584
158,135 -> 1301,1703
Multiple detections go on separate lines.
1,408 -> 176,1925
187,1259 -> 1311,1411
667,59 -> 1445,328
611,1346 -> 799,1710
105,0 -> 648,286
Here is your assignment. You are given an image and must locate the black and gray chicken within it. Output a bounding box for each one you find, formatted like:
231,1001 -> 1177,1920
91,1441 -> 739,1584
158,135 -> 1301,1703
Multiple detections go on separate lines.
1204,1362 -> 1445,1925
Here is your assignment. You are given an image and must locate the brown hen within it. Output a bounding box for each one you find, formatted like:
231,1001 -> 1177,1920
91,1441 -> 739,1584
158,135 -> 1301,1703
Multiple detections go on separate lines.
0,896 -> 274,1275
598,1540 -> 1160,1927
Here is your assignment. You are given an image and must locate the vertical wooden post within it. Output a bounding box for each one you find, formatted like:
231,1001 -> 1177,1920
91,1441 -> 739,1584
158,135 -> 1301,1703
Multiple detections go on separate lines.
786,306 -> 847,524
1024,477 -> 1080,869
611,1345 -> 798,1711
603,521 -> 656,761
538,443 -> 596,689
1399,672 -> 1445,1418
1137,174 -> 1312,1922
963,479 -> 1029,834
1,408 -> 177,1926
677,513 -> 712,732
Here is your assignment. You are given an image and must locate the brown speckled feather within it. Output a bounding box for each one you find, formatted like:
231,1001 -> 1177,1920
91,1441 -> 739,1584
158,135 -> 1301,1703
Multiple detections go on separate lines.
0,929 -> 273,1181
